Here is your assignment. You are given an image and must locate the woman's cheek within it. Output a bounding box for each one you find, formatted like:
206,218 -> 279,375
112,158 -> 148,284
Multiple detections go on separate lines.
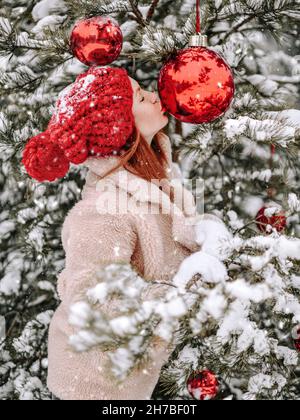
136,109 -> 146,125
150,106 -> 159,121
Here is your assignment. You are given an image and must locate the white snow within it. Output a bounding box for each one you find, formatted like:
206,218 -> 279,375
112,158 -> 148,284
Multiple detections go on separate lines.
251,169 -> 272,182
0,316 -> 6,341
243,235 -> 300,272
156,296 -> 187,318
288,193 -> 300,213
227,210 -> 244,230
274,293 -> 300,323
201,288 -> 228,320
14,370 -> 45,400
194,217 -> 233,260
109,348 -> 134,380
275,346 -> 298,366
247,74 -> 279,96
31,15 -> 65,36
226,279 -> 272,302
224,115 -> 296,145
247,373 -> 287,397
217,300 -> 251,345
173,251 -> 228,292
32,0 -> 67,21
291,275 -> 300,290
54,74 -> 96,120
242,196 -> 264,217
110,316 -> 137,336
27,226 -> 44,253
0,271 -> 21,295
267,109 -> 300,134
0,220 -> 15,238
68,301 -> 93,330
86,283 -> 108,303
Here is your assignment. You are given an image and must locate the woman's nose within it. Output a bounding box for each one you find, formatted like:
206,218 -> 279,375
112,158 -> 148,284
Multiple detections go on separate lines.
151,91 -> 159,104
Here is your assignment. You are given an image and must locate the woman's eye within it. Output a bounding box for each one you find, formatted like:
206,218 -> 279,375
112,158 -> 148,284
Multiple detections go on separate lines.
140,96 -> 145,102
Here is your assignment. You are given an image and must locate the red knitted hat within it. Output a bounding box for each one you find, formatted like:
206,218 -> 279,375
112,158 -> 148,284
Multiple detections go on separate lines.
22,66 -> 135,182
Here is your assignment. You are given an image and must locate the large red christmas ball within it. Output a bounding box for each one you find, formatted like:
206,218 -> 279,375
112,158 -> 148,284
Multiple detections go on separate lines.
292,325 -> 300,352
256,206 -> 287,234
70,16 -> 123,66
158,47 -> 235,124
187,369 -> 219,400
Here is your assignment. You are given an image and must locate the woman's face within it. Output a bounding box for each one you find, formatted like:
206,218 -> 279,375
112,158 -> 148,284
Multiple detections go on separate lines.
129,77 -> 169,145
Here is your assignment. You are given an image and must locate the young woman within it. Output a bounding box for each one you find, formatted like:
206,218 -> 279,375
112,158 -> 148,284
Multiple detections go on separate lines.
22,66 -> 223,400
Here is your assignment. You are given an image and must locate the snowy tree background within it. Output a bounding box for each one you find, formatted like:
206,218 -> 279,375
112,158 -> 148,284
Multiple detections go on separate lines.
0,0 -> 300,400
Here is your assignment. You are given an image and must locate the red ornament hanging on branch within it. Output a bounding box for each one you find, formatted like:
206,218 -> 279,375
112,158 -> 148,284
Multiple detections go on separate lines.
70,16 -> 123,66
158,0 -> 235,124
292,325 -> 300,352
187,369 -> 219,400
255,205 -> 287,234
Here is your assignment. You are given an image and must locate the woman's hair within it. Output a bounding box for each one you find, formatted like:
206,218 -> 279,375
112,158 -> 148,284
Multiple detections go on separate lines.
97,126 -> 175,203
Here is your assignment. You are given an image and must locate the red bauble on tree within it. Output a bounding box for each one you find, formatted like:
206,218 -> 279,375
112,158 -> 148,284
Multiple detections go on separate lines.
70,16 -> 123,66
158,34 -> 235,124
292,325 -> 300,352
255,205 -> 287,234
187,369 -> 219,400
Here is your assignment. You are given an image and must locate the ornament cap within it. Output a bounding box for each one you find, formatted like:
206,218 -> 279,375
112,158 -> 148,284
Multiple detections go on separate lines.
189,33 -> 208,47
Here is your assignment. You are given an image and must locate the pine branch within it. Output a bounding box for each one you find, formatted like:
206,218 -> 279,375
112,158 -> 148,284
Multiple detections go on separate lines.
128,0 -> 147,27
63,0 -> 131,19
146,0 -> 160,23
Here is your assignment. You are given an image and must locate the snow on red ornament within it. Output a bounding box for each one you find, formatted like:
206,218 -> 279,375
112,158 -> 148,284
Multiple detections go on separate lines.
292,325 -> 300,352
158,34 -> 234,124
70,16 -> 123,66
255,205 -> 287,234
187,369 -> 219,400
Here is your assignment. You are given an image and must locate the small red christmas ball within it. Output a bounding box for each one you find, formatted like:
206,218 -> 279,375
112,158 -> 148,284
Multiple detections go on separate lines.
187,369 -> 219,400
292,325 -> 300,352
22,132 -> 70,182
255,206 -> 287,234
158,47 -> 234,124
70,16 -> 123,66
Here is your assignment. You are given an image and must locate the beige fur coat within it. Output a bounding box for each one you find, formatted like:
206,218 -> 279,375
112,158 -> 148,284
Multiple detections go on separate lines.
47,132 -> 221,400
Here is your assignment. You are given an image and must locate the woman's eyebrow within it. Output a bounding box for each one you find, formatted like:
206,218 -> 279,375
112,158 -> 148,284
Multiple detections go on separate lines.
135,86 -> 141,96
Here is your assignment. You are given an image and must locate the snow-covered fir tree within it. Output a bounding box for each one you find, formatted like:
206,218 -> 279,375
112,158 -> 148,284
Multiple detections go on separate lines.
0,0 -> 300,400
